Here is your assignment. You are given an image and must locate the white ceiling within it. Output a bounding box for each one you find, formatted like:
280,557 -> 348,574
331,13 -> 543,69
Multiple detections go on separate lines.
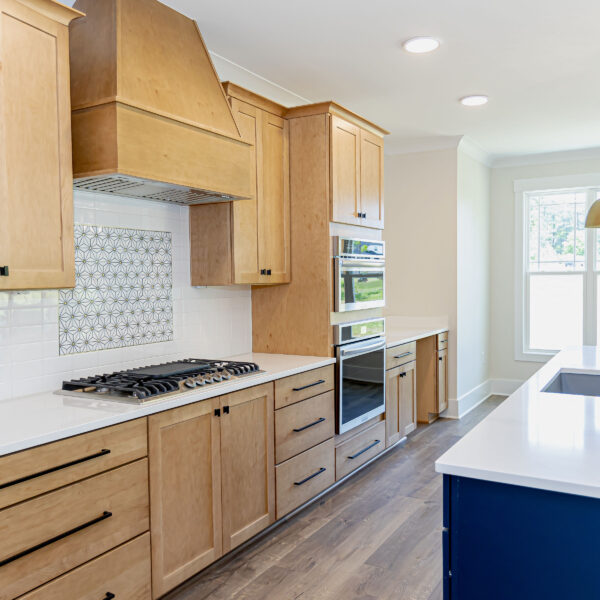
72,0 -> 600,162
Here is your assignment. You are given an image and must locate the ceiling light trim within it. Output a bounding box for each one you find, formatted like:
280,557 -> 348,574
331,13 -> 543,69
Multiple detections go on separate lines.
402,36 -> 440,54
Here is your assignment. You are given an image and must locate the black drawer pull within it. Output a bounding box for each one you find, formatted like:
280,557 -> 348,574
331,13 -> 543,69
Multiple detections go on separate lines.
348,440 -> 380,460
0,449 -> 111,490
266,269 -> 272,275
293,417 -> 326,432
294,467 -> 326,486
393,352 -> 412,360
104,594 -> 116,600
292,379 -> 325,392
0,511 -> 112,567
260,269 -> 266,275
0,266 -> 8,277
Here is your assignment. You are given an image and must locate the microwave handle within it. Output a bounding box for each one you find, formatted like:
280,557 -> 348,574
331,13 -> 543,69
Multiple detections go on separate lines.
340,339 -> 386,358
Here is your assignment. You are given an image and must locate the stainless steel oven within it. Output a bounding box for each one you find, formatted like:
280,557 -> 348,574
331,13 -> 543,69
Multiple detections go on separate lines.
334,237 -> 385,312
334,318 -> 386,434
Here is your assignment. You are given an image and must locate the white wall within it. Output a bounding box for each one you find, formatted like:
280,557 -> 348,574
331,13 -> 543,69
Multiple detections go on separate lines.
457,146 -> 491,408
0,192 -> 252,401
490,155 -> 600,385
384,148 -> 458,399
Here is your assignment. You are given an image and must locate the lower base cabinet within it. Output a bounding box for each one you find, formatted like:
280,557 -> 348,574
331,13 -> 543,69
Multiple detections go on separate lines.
19,534 -> 151,600
386,360 -> 417,446
335,421 -> 386,480
148,384 -> 275,598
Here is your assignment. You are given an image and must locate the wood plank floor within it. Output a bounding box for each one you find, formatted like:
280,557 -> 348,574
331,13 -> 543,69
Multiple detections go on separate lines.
166,396 -> 505,600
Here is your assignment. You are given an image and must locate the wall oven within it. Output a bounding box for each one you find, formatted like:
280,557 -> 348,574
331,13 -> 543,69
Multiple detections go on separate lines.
334,318 -> 386,434
334,237 -> 385,312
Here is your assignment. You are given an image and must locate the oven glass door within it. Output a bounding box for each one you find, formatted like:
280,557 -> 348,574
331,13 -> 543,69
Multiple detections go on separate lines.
337,263 -> 385,312
338,340 -> 386,433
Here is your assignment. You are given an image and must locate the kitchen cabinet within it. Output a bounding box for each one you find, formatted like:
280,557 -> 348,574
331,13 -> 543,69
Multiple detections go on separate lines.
148,384 -> 275,596
331,115 -> 384,229
190,84 -> 290,286
386,360 -> 417,447
148,400 -> 222,598
0,0 -> 81,290
417,332 -> 449,423
219,383 -> 275,553
335,420 -> 385,480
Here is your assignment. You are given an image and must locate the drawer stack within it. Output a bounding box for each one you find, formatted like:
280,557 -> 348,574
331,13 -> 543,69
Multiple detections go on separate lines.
0,419 -> 151,600
274,365 -> 335,518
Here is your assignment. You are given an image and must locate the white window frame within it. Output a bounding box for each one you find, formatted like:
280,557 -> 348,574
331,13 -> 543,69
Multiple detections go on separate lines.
514,173 -> 600,362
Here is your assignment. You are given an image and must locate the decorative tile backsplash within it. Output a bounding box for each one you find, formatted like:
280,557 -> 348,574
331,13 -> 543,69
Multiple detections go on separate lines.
59,224 -> 173,355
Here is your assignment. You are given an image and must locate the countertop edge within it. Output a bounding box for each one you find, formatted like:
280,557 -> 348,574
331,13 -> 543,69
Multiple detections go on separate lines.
386,328 -> 447,348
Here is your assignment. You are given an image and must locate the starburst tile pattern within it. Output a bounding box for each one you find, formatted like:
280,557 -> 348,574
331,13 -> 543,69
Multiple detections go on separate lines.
59,224 -> 173,355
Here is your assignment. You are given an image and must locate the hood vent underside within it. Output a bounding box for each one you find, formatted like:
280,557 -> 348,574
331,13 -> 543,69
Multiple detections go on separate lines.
74,175 -> 245,206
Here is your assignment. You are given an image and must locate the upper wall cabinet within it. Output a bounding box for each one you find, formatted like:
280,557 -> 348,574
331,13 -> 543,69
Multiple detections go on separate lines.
190,84 -> 290,286
330,115 -> 385,229
0,0 -> 82,290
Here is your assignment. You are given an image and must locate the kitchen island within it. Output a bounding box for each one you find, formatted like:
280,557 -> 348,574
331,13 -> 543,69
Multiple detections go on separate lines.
435,346 -> 600,600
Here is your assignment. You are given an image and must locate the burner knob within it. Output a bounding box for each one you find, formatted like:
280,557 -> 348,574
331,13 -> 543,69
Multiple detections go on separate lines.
196,378 -> 206,386
184,378 -> 196,389
221,371 -> 231,380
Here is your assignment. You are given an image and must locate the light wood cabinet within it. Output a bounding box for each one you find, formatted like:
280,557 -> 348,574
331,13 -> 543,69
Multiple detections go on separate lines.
438,347 -> 448,414
330,115 -> 384,229
335,420 -> 385,480
417,332 -> 449,423
0,0 -> 81,290
190,85 -> 290,286
386,361 -> 417,447
220,384 -> 275,553
148,400 -> 222,598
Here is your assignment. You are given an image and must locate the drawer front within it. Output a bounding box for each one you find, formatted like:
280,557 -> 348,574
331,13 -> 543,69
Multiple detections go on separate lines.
438,331 -> 448,350
335,421 -> 385,481
276,438 -> 335,518
0,459 -> 149,600
275,365 -> 334,409
0,418 -> 147,510
275,391 -> 335,463
386,341 -> 416,370
19,533 -> 151,600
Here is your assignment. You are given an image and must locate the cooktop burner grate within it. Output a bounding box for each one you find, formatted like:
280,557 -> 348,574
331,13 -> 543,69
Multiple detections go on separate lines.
61,358 -> 262,402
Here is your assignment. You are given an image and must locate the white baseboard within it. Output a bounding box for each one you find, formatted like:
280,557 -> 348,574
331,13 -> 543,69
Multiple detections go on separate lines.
443,378 -> 525,420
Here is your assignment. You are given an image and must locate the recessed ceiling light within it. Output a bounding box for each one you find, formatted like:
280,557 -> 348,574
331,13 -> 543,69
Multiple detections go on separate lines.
403,37 -> 440,54
460,95 -> 489,107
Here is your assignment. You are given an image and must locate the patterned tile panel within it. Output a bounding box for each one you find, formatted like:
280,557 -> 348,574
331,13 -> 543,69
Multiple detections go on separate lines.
59,224 -> 173,355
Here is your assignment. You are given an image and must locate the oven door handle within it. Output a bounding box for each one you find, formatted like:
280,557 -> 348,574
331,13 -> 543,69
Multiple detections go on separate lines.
340,339 -> 386,358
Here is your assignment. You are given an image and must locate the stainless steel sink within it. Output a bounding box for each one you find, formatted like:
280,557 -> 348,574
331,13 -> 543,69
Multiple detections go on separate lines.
542,371 -> 600,397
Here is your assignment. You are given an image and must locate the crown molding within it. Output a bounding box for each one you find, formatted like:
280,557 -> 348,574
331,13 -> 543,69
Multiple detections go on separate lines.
458,136 -> 493,167
492,146 -> 600,168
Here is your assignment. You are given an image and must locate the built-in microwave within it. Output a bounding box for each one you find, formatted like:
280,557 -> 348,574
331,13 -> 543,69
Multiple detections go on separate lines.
333,237 -> 385,312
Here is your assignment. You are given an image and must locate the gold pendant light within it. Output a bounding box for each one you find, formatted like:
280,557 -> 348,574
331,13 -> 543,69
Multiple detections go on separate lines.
585,200 -> 600,228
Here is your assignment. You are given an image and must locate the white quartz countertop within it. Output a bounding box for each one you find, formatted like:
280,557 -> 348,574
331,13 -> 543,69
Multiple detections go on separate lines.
0,353 -> 335,457
435,346 -> 600,499
386,325 -> 447,348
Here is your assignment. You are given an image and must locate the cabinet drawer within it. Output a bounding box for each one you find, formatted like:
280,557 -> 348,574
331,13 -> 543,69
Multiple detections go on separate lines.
0,418 -> 147,510
19,533 -> 151,600
335,421 -> 385,481
386,341 -> 416,370
0,459 -> 149,600
276,438 -> 335,518
275,391 -> 335,463
275,365 -> 334,409
438,331 -> 448,350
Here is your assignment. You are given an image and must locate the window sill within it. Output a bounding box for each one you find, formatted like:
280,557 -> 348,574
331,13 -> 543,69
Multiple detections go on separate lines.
515,349 -> 557,363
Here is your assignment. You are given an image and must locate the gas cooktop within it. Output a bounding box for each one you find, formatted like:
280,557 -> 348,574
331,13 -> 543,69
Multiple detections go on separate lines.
61,358 -> 263,404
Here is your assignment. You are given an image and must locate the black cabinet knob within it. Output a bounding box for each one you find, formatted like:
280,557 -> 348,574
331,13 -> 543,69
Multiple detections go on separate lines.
266,269 -> 272,275
223,405 -> 230,414
0,266 -> 8,277
103,594 -> 116,600
260,269 -> 266,275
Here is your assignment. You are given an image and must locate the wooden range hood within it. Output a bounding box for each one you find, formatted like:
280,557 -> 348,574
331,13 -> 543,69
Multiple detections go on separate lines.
69,0 -> 252,205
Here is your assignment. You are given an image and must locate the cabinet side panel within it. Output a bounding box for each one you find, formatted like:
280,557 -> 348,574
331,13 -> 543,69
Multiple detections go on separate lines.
252,114 -> 332,356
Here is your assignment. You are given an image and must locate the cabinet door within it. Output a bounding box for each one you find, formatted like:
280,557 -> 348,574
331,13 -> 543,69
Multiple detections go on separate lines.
220,383 -> 275,553
0,0 -> 76,290
230,98 -> 260,284
330,115 -> 361,226
399,361 -> 417,435
258,112 -> 290,283
385,367 -> 401,448
359,129 -> 384,229
148,399 -> 222,598
437,348 -> 448,413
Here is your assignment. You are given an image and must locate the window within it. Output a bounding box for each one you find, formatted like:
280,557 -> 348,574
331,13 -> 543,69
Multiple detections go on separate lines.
515,175 -> 600,361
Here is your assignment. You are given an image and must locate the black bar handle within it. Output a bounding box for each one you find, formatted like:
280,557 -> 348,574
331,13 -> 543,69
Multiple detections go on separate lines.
292,379 -> 325,392
348,440 -> 380,460
0,266 -> 8,277
293,417 -> 326,432
0,449 -> 111,490
266,269 -> 272,275
103,594 -> 116,600
0,511 -> 112,567
393,352 -> 412,360
260,269 -> 266,275
214,408 -> 221,417
293,467 -> 326,486
223,405 -> 230,414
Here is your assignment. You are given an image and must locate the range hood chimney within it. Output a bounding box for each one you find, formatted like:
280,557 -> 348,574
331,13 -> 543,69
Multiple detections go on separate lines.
69,0 -> 252,205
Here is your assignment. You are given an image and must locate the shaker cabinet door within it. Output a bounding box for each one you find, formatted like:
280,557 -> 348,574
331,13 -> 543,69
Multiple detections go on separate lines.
359,129 -> 384,229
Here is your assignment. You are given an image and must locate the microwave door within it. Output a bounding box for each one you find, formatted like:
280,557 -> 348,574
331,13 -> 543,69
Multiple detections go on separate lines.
336,261 -> 385,312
